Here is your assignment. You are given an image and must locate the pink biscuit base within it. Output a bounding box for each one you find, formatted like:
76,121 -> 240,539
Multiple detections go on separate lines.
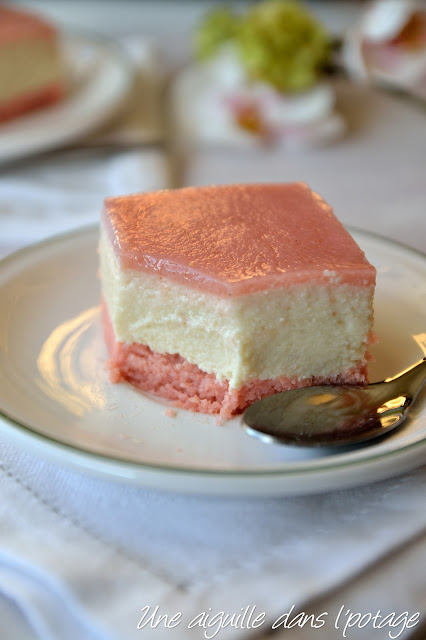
102,302 -> 369,422
0,83 -> 63,123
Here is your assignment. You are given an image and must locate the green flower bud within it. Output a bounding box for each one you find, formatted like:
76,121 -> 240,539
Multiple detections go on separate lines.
195,6 -> 239,61
236,0 -> 332,93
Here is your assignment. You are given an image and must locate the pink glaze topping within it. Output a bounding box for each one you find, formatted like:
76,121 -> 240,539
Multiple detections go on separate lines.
0,7 -> 56,44
103,183 -> 375,296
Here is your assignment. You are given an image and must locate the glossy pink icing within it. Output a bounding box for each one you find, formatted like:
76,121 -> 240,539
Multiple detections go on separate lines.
103,183 -> 376,296
0,7 -> 56,44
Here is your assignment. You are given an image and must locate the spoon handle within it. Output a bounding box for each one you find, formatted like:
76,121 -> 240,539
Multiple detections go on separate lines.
385,357 -> 426,396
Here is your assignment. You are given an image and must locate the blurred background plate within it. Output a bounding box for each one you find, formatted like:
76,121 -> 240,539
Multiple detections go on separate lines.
0,30 -> 133,164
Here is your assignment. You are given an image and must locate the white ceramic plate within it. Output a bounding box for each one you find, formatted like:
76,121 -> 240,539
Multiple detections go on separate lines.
0,31 -> 133,164
0,226 -> 425,496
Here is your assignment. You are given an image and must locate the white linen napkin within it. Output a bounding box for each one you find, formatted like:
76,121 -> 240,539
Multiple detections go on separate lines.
0,434 -> 425,640
0,148 -> 168,253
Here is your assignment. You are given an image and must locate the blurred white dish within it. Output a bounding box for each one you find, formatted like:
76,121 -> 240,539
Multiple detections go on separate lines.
0,31 -> 133,164
0,226 -> 425,496
172,47 -> 345,149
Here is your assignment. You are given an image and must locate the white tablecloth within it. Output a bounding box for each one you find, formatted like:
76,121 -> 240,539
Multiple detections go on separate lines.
0,438 -> 426,640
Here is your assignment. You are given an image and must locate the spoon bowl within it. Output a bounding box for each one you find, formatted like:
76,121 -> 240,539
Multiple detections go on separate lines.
243,358 -> 426,447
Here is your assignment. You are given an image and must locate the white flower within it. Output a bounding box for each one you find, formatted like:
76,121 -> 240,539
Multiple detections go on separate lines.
342,0 -> 426,97
172,44 -> 345,148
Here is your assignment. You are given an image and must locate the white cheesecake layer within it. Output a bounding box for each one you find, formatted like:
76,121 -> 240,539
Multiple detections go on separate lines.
0,39 -> 62,102
100,228 -> 374,389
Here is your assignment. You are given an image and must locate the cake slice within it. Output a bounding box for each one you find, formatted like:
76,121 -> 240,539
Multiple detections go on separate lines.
100,183 -> 376,421
0,6 -> 63,123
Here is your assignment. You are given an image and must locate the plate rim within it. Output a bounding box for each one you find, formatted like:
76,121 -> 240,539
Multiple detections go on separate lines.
0,224 -> 425,492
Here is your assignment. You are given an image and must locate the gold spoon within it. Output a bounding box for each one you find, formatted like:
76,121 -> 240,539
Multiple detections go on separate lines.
243,359 -> 426,447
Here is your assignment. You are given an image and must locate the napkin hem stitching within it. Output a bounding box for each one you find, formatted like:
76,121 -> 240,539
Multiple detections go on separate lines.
0,461 -> 187,593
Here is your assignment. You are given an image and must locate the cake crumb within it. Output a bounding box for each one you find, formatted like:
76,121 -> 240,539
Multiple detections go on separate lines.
164,408 -> 176,418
